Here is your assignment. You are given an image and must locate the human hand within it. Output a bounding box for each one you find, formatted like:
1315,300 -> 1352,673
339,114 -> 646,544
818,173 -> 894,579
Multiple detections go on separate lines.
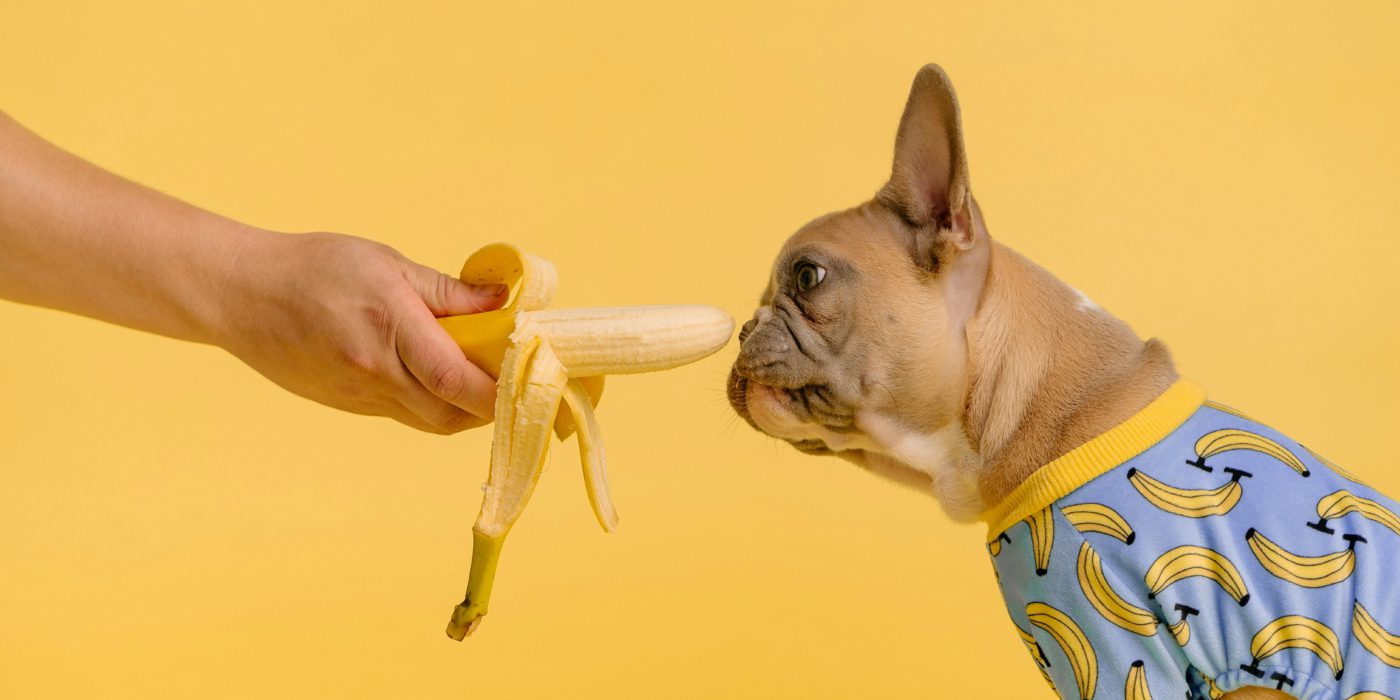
218,230 -> 505,434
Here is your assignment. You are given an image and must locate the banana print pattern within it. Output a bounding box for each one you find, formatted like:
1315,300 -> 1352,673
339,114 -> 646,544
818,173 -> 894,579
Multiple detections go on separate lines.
1312,490 -> 1400,539
1169,604 -> 1198,647
1242,615 -> 1345,681
1305,444 -> 1370,486
1189,429 -> 1310,476
1125,660 -> 1153,700
987,396 -> 1400,699
1246,527 -> 1363,588
1028,601 -> 1098,700
1077,542 -> 1159,636
1127,467 -> 1250,518
1063,503 -> 1136,544
1354,602 -> 1400,669
1017,620 -> 1058,689
1027,507 -> 1054,576
1144,545 -> 1250,605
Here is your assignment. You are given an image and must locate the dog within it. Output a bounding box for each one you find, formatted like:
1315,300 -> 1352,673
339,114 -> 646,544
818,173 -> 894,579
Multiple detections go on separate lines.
727,65 -> 1400,700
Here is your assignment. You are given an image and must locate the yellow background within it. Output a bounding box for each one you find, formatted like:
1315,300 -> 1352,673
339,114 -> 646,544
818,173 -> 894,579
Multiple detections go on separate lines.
2,2 -> 1398,697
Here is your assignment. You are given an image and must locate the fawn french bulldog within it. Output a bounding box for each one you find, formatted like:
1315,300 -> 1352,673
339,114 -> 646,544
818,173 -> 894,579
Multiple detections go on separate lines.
727,65 -> 1399,700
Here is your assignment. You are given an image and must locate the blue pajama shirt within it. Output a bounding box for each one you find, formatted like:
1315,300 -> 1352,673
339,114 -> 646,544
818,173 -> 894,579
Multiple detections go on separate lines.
985,380 -> 1400,699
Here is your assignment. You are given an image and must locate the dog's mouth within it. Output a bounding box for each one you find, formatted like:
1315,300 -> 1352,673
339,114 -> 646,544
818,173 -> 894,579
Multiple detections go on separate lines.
726,369 -> 852,455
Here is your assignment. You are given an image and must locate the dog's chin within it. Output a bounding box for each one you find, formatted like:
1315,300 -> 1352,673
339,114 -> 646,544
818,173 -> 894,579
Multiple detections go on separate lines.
727,374 -> 840,455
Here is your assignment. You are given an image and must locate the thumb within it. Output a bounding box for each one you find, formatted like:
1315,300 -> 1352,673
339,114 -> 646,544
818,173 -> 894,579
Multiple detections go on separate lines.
405,262 -> 508,317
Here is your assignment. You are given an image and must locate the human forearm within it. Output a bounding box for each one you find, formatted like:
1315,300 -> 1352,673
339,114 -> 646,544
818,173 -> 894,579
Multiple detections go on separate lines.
0,111 -> 256,344
0,110 -> 504,433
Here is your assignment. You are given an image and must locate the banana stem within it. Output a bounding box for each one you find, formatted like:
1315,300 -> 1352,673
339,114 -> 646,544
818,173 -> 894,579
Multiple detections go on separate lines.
445,529 -> 505,640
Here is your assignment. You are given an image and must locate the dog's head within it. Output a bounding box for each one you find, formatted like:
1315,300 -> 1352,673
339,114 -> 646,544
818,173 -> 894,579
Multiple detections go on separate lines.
727,65 -> 993,516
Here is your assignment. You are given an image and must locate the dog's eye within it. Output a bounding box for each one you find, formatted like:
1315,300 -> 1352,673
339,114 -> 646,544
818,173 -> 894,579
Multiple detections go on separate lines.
794,262 -> 826,292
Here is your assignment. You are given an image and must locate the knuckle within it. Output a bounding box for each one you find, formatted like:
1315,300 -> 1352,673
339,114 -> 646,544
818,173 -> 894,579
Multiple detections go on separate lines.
366,303 -> 396,341
428,361 -> 467,398
434,272 -> 459,306
342,348 -> 380,378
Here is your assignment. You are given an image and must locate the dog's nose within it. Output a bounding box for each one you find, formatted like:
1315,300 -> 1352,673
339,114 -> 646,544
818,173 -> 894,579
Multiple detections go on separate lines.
734,318 -> 794,382
738,318 -> 758,344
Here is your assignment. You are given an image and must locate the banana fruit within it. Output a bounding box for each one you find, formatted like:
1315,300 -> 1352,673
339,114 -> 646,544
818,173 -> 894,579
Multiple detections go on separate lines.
1127,467 -> 1250,518
1076,542 -> 1158,637
1246,528 -> 1363,588
1027,601 -> 1098,700
1144,545 -> 1250,606
1353,601 -> 1400,669
438,244 -> 734,639
1244,615 -> 1345,680
1190,429 -> 1310,476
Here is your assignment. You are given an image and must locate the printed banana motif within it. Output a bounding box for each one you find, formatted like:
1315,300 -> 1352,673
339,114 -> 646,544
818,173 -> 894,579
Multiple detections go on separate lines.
1076,542 -> 1158,636
1144,545 -> 1250,606
1310,490 -> 1400,539
1127,467 -> 1250,518
1347,693 -> 1394,700
988,532 -> 1010,557
1125,660 -> 1152,700
1244,615 -> 1344,680
1202,673 -> 1225,699
1169,603 -> 1198,647
1015,621 -> 1055,688
440,244 -> 733,639
1027,602 -> 1098,700
1246,528 -> 1363,588
1190,428 -> 1310,476
1353,601 -> 1400,669
1016,622 -> 1051,667
1026,507 -> 1054,576
1304,444 -> 1368,485
1063,503 -> 1136,544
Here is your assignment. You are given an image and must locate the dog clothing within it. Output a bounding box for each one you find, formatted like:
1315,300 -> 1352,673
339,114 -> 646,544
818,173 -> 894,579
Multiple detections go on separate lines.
983,380 -> 1400,700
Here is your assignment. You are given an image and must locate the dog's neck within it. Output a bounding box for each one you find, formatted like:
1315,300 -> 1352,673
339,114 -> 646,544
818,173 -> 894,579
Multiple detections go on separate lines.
961,239 -> 1178,513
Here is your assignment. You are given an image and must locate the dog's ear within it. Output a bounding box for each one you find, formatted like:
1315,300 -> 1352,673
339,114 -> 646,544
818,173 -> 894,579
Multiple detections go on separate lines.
878,64 -> 974,255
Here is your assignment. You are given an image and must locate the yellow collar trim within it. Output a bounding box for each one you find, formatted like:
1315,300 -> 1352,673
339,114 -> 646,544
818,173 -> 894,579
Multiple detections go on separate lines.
980,378 -> 1206,541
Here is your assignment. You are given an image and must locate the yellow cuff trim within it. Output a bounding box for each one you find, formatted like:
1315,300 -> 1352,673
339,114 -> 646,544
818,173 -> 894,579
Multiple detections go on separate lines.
981,378 -> 1206,541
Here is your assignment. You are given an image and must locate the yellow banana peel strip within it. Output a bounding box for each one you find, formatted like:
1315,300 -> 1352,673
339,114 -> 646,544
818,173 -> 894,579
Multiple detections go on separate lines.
439,243 -> 734,640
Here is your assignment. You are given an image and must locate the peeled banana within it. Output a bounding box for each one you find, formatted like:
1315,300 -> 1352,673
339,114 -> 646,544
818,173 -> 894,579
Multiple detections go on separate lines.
438,244 -> 734,639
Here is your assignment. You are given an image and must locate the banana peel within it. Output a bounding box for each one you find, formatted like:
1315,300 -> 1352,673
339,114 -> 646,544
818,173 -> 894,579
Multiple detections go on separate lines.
436,243 -> 733,639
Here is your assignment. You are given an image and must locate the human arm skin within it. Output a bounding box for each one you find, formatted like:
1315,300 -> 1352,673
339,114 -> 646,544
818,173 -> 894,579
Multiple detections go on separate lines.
0,111 -> 501,434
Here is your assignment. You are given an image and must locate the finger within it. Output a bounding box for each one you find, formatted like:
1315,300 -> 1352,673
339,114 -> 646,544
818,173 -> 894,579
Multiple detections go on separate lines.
388,366 -> 482,434
386,403 -> 457,435
396,308 -> 498,419
404,261 -> 508,317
